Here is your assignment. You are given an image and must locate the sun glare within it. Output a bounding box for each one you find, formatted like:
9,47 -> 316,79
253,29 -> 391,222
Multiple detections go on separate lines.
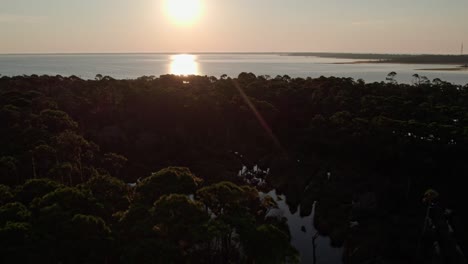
170,54 -> 199,75
166,0 -> 202,25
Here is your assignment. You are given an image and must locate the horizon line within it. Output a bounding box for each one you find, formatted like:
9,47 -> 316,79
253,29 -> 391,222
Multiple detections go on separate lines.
1,51 -> 465,56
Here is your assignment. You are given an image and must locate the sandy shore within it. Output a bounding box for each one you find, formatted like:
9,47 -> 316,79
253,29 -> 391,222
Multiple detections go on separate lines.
332,60 -> 468,72
332,60 -> 380,64
416,66 -> 468,71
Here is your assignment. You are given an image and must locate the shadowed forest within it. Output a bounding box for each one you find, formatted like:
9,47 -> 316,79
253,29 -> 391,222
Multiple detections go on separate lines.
1,73 -> 467,263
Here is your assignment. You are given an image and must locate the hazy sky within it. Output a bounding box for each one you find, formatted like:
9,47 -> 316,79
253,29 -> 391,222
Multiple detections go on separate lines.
1,0 -> 467,54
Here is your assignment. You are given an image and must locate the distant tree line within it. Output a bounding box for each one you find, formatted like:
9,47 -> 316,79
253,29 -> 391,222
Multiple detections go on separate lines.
287,53 -> 468,65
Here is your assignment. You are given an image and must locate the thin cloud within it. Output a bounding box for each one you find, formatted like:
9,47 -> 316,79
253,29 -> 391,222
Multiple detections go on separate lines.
351,20 -> 386,26
351,18 -> 407,26
0,14 -> 46,24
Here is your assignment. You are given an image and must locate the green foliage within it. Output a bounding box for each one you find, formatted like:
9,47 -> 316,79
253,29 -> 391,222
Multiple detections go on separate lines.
246,224 -> 300,264
196,182 -> 294,262
39,109 -> 78,133
16,178 -> 62,205
0,202 -> 31,226
82,174 -> 129,216
55,130 -> 90,163
0,185 -> 13,205
32,144 -> 57,178
197,182 -> 242,210
102,152 -> 128,177
0,156 -> 18,186
70,214 -> 112,242
197,181 -> 255,216
152,194 -> 209,253
0,105 -> 21,128
117,203 -> 153,237
1,74 -> 468,262
31,187 -> 100,215
136,167 -> 202,204
47,162 -> 72,184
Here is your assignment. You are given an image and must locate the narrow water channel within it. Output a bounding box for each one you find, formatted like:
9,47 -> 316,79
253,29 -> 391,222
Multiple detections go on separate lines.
260,190 -> 343,264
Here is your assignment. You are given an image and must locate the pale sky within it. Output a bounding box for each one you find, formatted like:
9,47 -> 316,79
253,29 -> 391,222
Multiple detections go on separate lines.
1,0 -> 467,54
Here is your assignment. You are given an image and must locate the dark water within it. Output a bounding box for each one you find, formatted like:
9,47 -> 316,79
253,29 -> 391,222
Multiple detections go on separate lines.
1,53 -> 467,84
261,190 -> 343,264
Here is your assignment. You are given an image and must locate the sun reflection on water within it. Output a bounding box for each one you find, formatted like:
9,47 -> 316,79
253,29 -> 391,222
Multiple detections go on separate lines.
170,54 -> 199,75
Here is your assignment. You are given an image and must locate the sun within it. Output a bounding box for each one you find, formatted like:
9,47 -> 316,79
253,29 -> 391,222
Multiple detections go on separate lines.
166,0 -> 202,25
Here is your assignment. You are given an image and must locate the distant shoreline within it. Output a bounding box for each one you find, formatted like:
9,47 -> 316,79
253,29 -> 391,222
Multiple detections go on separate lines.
285,53 -> 468,69
331,60 -> 468,71
417,66 -> 468,71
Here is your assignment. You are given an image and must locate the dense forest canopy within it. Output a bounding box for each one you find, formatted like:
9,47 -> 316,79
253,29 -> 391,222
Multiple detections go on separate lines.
1,73 -> 467,263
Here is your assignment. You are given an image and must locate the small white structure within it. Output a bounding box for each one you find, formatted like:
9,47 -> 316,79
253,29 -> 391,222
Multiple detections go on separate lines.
188,194 -> 195,201
253,165 -> 258,172
241,166 -> 247,175
127,177 -> 142,188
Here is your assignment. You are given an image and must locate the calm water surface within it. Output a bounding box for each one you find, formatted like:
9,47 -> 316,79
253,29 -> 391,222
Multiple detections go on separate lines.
261,190 -> 343,264
1,53 -> 467,84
